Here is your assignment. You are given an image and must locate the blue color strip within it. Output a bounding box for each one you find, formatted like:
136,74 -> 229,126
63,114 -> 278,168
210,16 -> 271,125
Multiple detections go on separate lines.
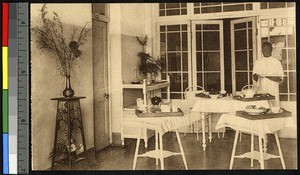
3,134 -> 9,174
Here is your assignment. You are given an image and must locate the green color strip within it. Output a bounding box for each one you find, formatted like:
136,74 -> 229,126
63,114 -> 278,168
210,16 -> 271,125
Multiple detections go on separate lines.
3,90 -> 8,133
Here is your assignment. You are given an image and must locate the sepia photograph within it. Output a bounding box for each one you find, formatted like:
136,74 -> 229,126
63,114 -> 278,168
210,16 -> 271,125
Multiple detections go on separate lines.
30,2 -> 297,171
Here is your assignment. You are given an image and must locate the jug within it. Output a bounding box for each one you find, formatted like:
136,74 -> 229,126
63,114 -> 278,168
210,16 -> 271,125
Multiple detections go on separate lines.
241,85 -> 255,98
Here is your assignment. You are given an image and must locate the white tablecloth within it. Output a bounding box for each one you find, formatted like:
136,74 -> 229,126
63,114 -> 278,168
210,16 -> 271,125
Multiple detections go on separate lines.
215,113 -> 294,136
124,114 -> 190,133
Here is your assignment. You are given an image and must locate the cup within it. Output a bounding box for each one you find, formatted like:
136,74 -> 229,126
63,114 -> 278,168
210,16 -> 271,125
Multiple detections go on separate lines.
138,104 -> 147,111
171,106 -> 178,112
271,107 -> 280,113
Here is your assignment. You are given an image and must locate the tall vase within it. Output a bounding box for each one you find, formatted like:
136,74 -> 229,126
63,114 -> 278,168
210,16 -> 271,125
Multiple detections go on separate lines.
63,75 -> 74,98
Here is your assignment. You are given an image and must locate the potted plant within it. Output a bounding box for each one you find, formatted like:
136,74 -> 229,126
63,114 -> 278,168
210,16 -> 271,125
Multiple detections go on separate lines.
136,35 -> 164,84
31,4 -> 91,97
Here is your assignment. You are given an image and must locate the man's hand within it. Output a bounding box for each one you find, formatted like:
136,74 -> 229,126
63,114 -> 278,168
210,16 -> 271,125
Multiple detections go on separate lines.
253,74 -> 259,81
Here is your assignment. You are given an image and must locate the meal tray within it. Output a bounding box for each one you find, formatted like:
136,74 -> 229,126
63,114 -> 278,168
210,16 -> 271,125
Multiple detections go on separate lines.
233,93 -> 275,101
236,109 -> 292,120
135,109 -> 184,118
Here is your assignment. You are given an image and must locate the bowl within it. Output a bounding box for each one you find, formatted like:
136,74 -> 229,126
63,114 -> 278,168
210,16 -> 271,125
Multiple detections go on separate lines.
245,108 -> 265,115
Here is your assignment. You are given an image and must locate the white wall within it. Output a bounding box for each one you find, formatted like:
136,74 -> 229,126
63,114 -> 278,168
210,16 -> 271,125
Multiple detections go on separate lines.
31,4 -> 93,170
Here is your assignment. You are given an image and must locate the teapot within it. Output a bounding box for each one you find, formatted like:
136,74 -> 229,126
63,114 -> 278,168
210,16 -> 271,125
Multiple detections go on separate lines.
151,96 -> 162,105
241,85 -> 255,98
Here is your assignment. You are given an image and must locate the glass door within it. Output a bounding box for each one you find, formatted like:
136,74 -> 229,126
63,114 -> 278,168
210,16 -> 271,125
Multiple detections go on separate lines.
231,17 -> 257,93
192,20 -> 224,92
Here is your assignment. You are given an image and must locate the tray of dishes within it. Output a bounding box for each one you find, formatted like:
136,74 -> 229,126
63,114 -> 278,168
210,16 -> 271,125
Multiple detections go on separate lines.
135,106 -> 184,118
233,93 -> 275,101
236,108 -> 292,120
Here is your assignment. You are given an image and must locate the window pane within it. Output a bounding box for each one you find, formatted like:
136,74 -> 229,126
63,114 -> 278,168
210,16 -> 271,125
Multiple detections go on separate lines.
181,9 -> 187,15
160,33 -> 166,51
246,4 -> 253,10
249,72 -> 253,85
196,52 -> 202,71
248,29 -> 253,49
170,93 -> 182,99
234,22 -> 246,30
182,32 -> 187,51
182,25 -> 187,31
194,3 -> 200,7
203,24 -> 219,30
197,73 -> 203,87
167,33 -> 180,51
161,53 -> 166,71
287,34 -> 295,47
204,73 -> 221,92
194,8 -> 200,14
288,49 -> 296,70
201,3 -> 221,6
234,30 -> 247,50
281,49 -> 287,70
269,2 -> 286,8
260,2 -> 267,9
235,51 -> 247,70
183,73 -> 188,91
181,3 -> 187,7
161,73 -> 166,80
202,6 -> 222,13
159,10 -> 165,16
279,74 -> 287,93
196,32 -> 202,51
279,95 -> 288,101
270,35 -> 286,47
168,53 -> 181,71
160,26 -> 166,32
223,4 -> 244,12
236,72 -> 248,91
289,72 -> 296,93
182,53 -> 188,71
287,2 -> 295,7
167,25 -> 180,31
166,3 -> 180,8
166,9 -> 180,16
290,95 -> 296,101
203,52 -> 220,71
203,31 -> 220,50
249,51 -> 253,70
169,73 -> 181,92
159,3 -> 165,9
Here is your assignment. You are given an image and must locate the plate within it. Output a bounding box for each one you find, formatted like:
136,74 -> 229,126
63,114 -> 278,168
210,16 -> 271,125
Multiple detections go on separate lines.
244,108 -> 265,115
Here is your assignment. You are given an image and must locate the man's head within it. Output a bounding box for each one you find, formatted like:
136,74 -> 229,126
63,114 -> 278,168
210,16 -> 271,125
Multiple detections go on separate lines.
262,42 -> 272,57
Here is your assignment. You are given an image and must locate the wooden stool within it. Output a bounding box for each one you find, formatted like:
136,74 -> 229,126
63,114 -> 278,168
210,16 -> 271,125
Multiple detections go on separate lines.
133,123 -> 188,170
229,130 -> 285,169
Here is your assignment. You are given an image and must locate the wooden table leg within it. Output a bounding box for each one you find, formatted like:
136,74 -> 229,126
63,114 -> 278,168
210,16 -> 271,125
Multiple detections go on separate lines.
201,112 -> 206,151
155,130 -> 158,165
274,132 -> 286,169
229,130 -> 239,169
144,127 -> 148,148
159,131 -> 164,170
133,126 -> 142,170
175,130 -> 188,170
258,135 -> 265,169
263,134 -> 268,153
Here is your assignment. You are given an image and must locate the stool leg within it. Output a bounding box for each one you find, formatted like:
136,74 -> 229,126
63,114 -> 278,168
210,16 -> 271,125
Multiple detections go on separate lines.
222,131 -> 225,138
258,135 -> 265,169
251,133 -> 254,167
175,130 -> 188,170
208,114 -> 212,143
229,130 -> 239,169
77,100 -> 87,161
217,132 -> 220,139
263,134 -> 267,153
239,131 -> 242,142
274,132 -> 286,169
155,130 -> 158,165
201,113 -> 206,151
133,126 -> 142,170
159,131 -> 164,170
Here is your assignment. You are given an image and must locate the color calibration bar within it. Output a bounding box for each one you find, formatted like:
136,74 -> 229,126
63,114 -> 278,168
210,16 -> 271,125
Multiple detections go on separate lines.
2,2 -> 9,174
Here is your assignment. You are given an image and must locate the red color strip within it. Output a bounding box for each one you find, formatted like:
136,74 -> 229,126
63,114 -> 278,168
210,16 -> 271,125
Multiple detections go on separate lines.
2,3 -> 9,46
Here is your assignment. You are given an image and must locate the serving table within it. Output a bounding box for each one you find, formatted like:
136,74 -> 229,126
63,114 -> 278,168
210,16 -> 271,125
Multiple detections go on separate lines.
128,114 -> 190,170
191,96 -> 272,151
215,110 -> 293,169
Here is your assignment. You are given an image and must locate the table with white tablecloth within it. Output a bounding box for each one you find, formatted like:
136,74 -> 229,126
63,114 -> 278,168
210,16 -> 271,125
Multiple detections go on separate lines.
215,112 -> 294,169
191,97 -> 271,151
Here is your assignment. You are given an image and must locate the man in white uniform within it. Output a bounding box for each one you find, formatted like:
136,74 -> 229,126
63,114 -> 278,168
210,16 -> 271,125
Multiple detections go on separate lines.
253,42 -> 284,107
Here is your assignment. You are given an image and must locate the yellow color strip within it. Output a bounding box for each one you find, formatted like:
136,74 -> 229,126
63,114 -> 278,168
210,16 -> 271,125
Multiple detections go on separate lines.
3,47 -> 8,89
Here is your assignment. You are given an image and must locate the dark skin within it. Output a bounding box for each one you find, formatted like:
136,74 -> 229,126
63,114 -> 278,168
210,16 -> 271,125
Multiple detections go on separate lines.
253,43 -> 282,83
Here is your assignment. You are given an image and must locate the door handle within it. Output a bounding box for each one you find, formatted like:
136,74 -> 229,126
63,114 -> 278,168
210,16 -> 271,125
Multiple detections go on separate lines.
103,93 -> 109,99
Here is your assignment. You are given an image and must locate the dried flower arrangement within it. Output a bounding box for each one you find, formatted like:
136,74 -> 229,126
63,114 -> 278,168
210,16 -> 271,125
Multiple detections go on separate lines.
136,35 -> 164,78
31,4 -> 91,77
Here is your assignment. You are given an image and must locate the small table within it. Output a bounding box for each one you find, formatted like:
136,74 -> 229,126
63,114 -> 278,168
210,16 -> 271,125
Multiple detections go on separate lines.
51,96 -> 87,170
129,115 -> 190,170
191,97 -> 270,151
215,110 -> 293,169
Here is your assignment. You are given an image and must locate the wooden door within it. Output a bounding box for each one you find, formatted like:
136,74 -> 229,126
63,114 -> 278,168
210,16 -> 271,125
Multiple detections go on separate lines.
93,18 -> 110,151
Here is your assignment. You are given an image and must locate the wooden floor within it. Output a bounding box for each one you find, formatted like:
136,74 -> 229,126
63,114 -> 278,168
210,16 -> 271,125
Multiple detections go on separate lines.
52,130 -> 297,170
